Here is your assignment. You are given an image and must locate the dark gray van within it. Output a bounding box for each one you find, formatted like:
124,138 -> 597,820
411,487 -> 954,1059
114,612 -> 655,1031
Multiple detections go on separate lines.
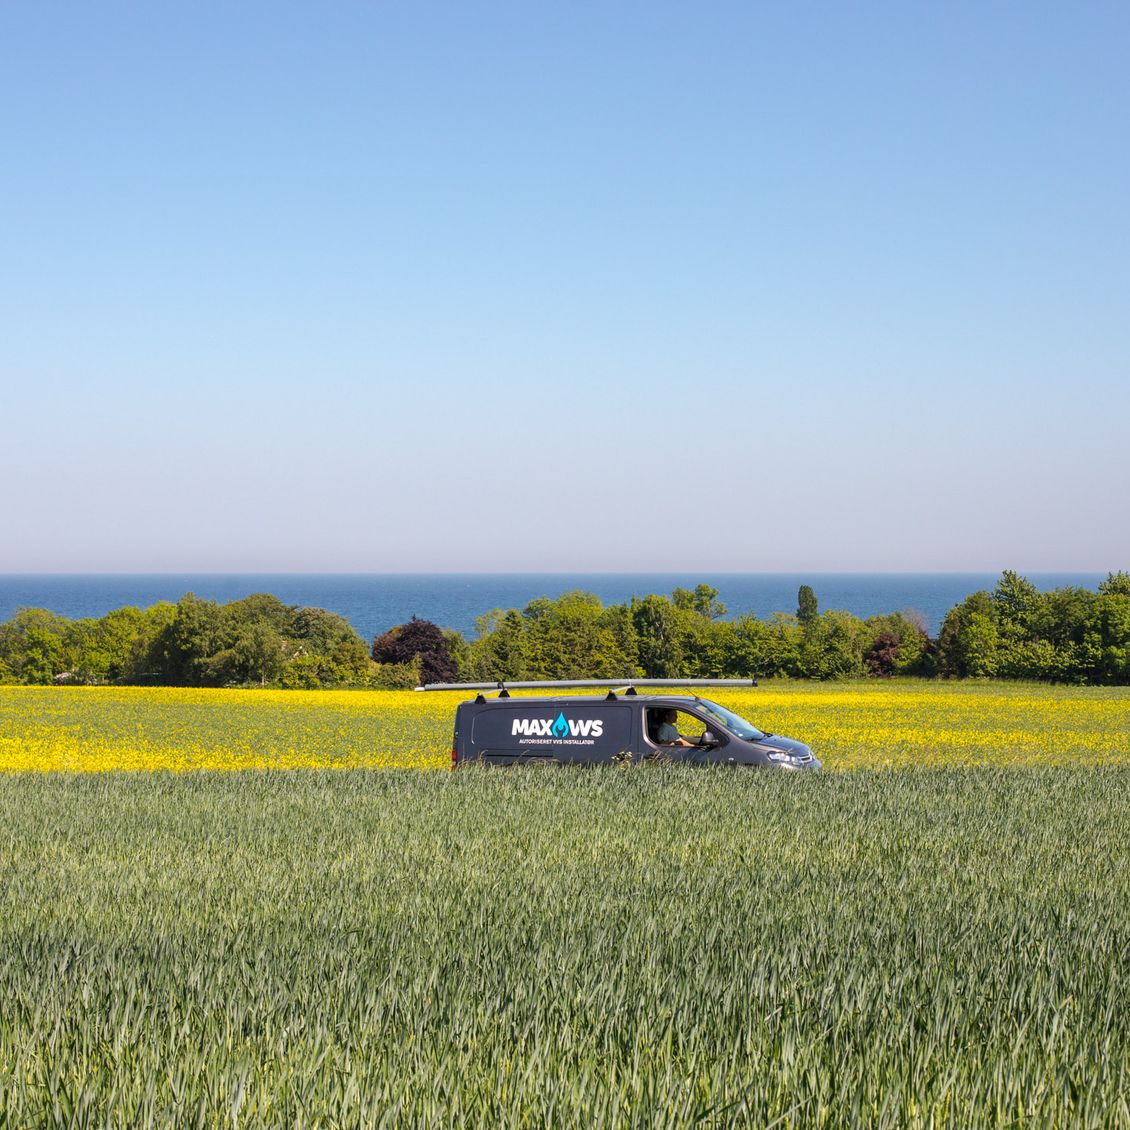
449,690 -> 820,770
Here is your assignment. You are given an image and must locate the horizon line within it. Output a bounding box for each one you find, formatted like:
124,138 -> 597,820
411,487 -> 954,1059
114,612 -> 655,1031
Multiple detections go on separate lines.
0,569 -> 1115,578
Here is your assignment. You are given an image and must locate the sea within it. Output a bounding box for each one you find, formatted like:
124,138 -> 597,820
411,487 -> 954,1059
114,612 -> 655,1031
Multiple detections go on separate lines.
0,573 -> 1108,641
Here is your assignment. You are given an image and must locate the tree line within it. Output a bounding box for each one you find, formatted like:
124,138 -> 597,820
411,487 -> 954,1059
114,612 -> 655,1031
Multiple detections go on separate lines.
1,571 -> 1128,688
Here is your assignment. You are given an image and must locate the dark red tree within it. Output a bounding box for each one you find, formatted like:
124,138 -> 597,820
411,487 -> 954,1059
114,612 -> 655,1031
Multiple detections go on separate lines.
865,631 -> 901,677
372,616 -> 457,685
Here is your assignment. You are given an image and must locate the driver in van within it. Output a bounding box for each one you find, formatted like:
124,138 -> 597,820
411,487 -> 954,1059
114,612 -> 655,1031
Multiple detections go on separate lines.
655,709 -> 693,747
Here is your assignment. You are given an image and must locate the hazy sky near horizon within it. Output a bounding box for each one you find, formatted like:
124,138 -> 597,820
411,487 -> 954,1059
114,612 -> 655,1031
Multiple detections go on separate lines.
2,2 -> 1128,572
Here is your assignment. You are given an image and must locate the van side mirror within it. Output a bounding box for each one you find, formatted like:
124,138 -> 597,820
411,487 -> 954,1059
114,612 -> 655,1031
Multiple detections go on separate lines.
700,731 -> 718,747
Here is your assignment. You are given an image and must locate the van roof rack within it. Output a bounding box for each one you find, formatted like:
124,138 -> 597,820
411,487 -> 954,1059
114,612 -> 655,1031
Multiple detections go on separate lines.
415,677 -> 759,692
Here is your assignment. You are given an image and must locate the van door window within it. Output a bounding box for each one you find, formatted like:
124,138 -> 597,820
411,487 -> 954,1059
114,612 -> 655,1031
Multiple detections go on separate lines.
646,708 -> 708,748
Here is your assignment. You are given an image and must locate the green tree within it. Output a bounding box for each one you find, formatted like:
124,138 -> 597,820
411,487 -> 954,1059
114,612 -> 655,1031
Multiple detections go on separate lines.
765,614 -> 805,677
1098,571 -> 1130,597
22,626 -> 66,683
226,593 -> 294,634
798,610 -> 867,679
61,619 -> 105,682
463,609 -> 529,680
0,608 -> 68,683
1083,592 -> 1130,683
960,611 -> 1000,677
1036,587 -> 1095,648
797,585 -> 818,626
442,629 -> 469,676
631,595 -> 684,677
683,618 -> 742,677
602,603 -> 641,677
996,637 -> 1063,681
521,592 -> 632,679
231,622 -> 288,686
62,605 -> 174,684
289,607 -> 371,685
727,615 -> 773,678
937,591 -> 996,677
158,594 -> 228,684
156,592 -> 319,687
992,571 -> 1043,638
671,584 -> 727,620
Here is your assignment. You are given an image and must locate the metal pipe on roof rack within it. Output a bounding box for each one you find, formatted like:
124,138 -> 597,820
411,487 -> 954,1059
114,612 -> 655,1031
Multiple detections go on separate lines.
414,678 -> 759,691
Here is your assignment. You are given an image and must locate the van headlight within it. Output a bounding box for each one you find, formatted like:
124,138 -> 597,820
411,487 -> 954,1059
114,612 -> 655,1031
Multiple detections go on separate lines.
766,749 -> 793,762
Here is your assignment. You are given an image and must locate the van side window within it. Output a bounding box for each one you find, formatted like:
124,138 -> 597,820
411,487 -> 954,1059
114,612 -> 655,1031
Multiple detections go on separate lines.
647,708 -> 707,746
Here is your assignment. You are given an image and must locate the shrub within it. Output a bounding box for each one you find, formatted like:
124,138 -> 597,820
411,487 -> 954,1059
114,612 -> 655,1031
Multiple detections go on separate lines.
372,657 -> 422,689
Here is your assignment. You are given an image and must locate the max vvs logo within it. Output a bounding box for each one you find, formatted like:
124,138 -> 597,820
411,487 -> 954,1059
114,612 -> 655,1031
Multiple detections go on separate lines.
512,712 -> 604,739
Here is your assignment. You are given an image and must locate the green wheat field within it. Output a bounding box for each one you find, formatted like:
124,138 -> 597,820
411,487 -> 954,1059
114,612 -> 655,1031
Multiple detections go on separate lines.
2,761 -> 1129,1127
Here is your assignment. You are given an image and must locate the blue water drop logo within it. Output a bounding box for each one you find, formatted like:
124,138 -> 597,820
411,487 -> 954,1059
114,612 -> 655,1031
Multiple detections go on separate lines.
552,712 -> 569,739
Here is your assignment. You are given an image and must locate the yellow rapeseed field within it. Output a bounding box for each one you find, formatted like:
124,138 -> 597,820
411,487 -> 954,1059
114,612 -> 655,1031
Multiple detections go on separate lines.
1,681 -> 1128,772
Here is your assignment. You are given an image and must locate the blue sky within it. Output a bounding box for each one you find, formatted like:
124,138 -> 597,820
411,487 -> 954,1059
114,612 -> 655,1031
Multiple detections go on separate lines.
2,1 -> 1127,571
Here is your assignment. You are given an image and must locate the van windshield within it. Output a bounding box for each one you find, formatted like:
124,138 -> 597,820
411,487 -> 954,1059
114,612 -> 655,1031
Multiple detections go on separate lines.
696,699 -> 767,741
